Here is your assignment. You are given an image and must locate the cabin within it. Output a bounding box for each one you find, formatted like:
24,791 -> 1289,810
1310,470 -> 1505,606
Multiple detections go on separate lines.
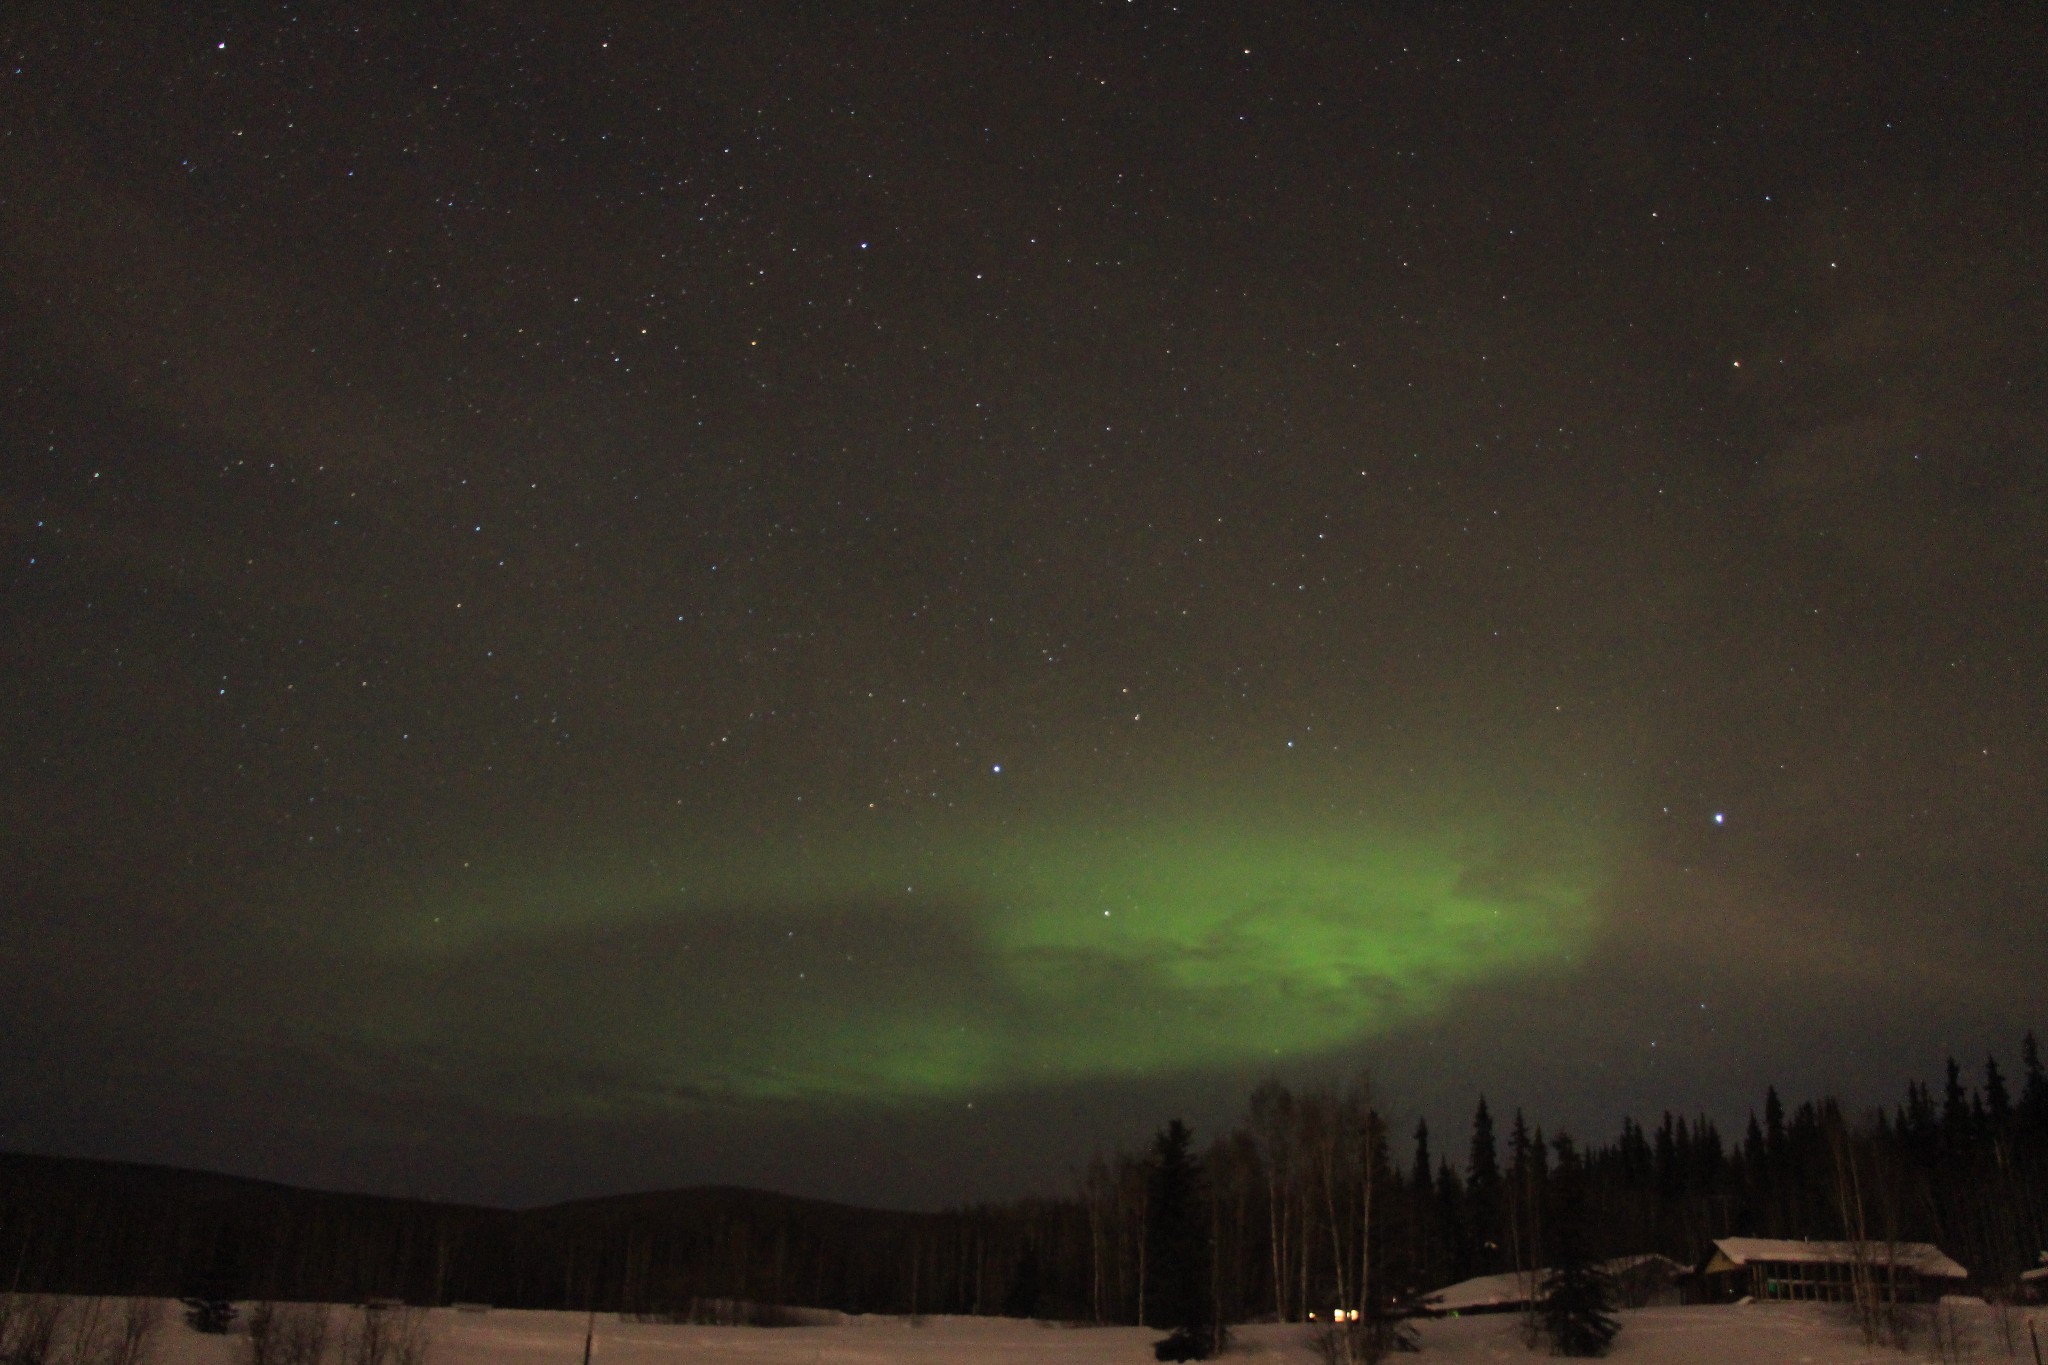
1693,1237 -> 1968,1304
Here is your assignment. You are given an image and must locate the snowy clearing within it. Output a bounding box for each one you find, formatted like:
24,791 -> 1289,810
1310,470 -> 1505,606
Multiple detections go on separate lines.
57,1298 -> 2048,1365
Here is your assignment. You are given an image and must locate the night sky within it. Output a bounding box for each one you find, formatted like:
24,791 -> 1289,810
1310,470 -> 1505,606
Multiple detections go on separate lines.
3,3 -> 2044,1210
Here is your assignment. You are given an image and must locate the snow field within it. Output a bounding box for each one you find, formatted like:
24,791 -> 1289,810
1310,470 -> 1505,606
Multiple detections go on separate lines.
34,1298 -> 2048,1365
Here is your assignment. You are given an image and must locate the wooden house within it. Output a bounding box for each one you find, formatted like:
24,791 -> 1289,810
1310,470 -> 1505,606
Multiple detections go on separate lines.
1694,1237 -> 1967,1304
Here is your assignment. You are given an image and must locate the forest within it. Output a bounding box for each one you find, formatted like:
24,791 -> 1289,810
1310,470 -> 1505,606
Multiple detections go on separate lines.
3,1033 -> 2043,1327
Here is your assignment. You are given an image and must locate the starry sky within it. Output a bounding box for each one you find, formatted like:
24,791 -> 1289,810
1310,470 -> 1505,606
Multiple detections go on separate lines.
2,2 -> 2044,1209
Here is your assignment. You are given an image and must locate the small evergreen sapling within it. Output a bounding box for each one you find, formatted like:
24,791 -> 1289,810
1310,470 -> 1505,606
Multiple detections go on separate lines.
184,1229 -> 244,1334
181,1294 -> 239,1334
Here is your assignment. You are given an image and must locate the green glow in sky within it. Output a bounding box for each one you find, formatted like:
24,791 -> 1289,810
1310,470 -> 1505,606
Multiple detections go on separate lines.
352,813 -> 1602,1106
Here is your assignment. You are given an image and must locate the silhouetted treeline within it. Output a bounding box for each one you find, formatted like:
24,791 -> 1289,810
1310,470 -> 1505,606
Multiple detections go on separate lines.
1106,1032 -> 2048,1322
0,1156 -> 1084,1317
1061,1034 -> 2048,1324
1542,1035 -> 2048,1289
6,1032 -> 2044,1320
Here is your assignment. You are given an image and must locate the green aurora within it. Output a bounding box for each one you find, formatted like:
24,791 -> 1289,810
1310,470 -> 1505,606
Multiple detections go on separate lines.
351,813 -> 1606,1105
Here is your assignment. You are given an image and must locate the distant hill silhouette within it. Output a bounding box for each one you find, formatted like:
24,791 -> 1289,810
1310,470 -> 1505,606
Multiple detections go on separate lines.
0,1151 -> 1064,1315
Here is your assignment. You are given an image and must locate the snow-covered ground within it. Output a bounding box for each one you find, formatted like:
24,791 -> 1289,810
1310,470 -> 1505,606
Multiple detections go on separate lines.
38,1297 -> 2048,1364
1408,1302 -> 2035,1363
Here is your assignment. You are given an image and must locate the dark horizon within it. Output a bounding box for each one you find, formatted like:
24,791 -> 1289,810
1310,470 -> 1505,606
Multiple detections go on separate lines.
5,1028 -> 2040,1214
3,1 -> 2043,1211
7,1046 -> 2045,1320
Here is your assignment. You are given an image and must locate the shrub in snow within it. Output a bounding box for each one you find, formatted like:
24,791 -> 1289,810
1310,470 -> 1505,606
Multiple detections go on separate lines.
340,1304 -> 430,1365
1154,1325 -> 1210,1361
246,1301 -> 331,1365
183,1296 -> 240,1334
1308,1317 -> 1419,1364
0,1294 -> 67,1365
113,1298 -> 167,1365
0,1295 -> 161,1365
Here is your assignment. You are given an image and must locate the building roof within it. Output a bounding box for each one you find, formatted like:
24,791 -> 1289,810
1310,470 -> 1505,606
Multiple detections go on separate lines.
1606,1253 -> 1687,1277
2019,1266 -> 2048,1284
1705,1237 -> 1968,1280
1423,1271 -> 1544,1313
1423,1256 -> 1684,1313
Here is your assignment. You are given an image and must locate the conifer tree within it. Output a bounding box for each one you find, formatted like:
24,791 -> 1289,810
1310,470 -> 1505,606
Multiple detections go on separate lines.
1986,1056 -> 2012,1127
1942,1057 -> 1970,1152
1146,1119 -> 1216,1361
1540,1135 -> 1618,1358
2021,1033 -> 2048,1144
1467,1099 -> 1503,1273
1435,1160 -> 1469,1281
1507,1109 -> 1545,1287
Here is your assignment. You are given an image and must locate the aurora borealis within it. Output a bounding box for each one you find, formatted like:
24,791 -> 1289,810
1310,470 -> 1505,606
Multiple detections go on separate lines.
3,4 -> 2044,1208
356,811 -> 1601,1102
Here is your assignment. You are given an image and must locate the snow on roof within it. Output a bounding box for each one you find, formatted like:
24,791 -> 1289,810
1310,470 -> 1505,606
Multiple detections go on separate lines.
1709,1238 -> 1968,1279
2020,1266 -> 2048,1284
1606,1253 -> 1686,1277
1423,1257 -> 1682,1312
1423,1271 -> 1544,1312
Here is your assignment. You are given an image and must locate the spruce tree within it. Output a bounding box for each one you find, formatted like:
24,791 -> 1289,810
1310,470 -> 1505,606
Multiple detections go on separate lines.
1540,1135 -> 1618,1358
1467,1098 -> 1503,1274
1146,1119 -> 1216,1362
2021,1032 -> 2048,1144
1436,1160 -> 1470,1281
1985,1056 -> 2012,1127
1941,1057 -> 1970,1153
